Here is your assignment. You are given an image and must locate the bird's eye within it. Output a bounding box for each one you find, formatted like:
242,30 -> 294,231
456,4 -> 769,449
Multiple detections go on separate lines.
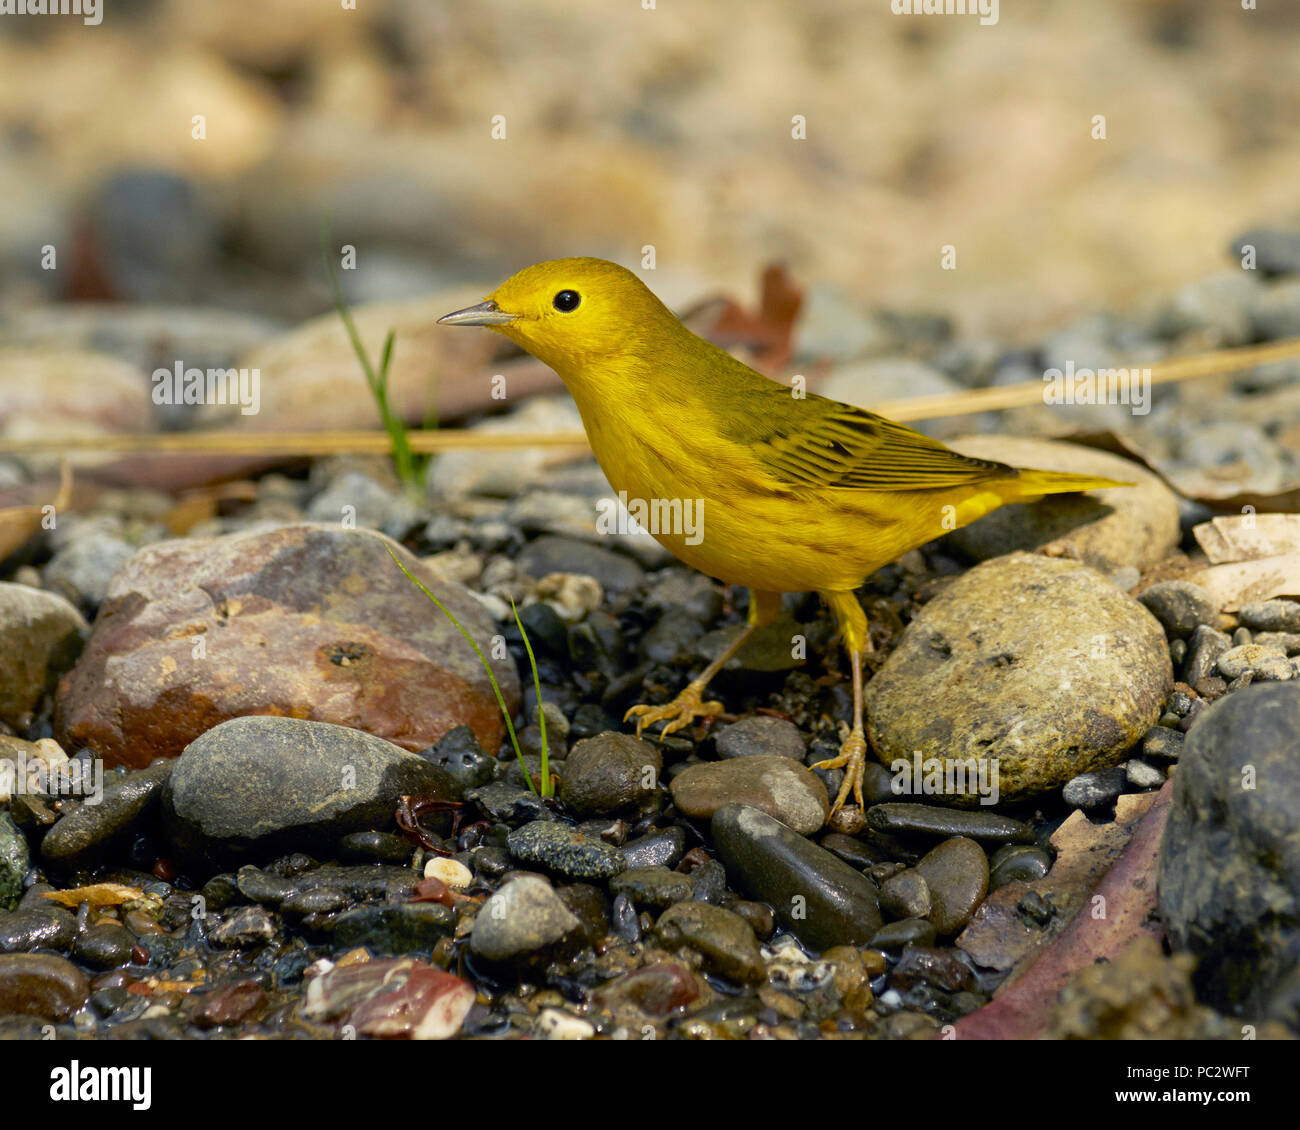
553,290 -> 581,313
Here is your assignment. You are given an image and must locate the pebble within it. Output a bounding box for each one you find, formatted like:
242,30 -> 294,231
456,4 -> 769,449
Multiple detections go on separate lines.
506,821 -> 627,880
866,555 -> 1172,804
713,716 -> 806,760
1125,759 -> 1166,789
710,804 -> 882,949
869,918 -> 938,951
1183,624 -> 1231,685
0,583 -> 88,730
72,922 -> 136,970
0,954 -> 89,1020
1159,683 -> 1300,1018
162,716 -> 457,868
417,726 -> 497,792
879,871 -> 932,920
39,761 -> 172,871
0,812 -> 29,911
557,732 -> 662,817
1238,600 -> 1300,633
536,1007 -> 595,1040
653,902 -> 765,984
331,903 -> 456,955
988,845 -> 1052,891
609,867 -> 695,910
891,945 -> 975,994
337,831 -> 414,865
424,857 -> 472,890
912,837 -> 989,937
1141,726 -> 1185,761
864,803 -> 1034,844
670,757 -> 829,835
470,875 -> 582,963
1216,643 -> 1287,680
621,826 -> 686,870
44,529 -> 136,614
0,906 -> 77,954
1231,228 -> 1300,277
517,535 -> 644,594
1062,766 -> 1129,809
1137,580 -> 1219,637
591,961 -> 703,1017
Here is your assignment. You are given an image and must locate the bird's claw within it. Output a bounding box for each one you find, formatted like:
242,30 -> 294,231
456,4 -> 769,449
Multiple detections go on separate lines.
624,686 -> 724,738
811,730 -> 867,817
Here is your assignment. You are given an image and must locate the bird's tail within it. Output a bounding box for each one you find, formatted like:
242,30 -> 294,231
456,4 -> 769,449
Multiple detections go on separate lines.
1006,466 -> 1132,501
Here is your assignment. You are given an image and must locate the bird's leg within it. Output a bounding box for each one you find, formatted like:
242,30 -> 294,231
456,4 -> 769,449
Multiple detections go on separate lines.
625,589 -> 782,738
811,590 -> 873,816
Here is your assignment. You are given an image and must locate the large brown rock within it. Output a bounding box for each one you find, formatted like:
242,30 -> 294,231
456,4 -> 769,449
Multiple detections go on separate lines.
55,523 -> 518,767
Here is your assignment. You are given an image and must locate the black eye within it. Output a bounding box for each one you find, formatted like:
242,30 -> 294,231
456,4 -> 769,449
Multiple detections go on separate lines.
553,289 -> 581,312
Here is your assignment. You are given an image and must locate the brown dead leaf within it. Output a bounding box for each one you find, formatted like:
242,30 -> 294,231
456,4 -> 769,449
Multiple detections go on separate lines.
949,781 -> 1172,1041
41,881 -> 145,908
164,481 -> 260,536
693,263 -> 804,373
0,460 -> 70,559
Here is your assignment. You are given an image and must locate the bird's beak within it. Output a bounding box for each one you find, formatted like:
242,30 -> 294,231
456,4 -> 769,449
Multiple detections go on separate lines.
437,300 -> 517,327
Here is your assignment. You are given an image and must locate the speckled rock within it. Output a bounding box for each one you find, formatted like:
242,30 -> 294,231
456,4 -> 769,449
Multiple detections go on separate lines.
1238,600 -> 1300,633
1138,581 -> 1219,638
866,554 -> 1172,804
671,756 -> 829,835
506,820 -> 627,880
0,813 -> 28,911
1158,682 -> 1300,1020
713,716 -> 806,760
609,866 -> 694,911
55,523 -> 518,768
945,436 -> 1179,572
470,875 -> 582,963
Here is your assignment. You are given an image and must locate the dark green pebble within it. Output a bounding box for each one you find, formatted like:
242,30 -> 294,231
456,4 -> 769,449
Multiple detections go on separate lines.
869,918 -> 937,951
73,922 -> 136,970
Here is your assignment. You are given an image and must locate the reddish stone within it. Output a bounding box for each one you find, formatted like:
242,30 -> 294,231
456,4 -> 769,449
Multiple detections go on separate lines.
55,523 -> 518,767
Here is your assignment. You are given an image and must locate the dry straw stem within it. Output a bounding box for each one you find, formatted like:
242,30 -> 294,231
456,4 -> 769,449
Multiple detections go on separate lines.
5,336 -> 1300,457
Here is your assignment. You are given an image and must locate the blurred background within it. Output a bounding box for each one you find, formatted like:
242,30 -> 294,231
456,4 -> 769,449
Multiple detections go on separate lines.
2,0 -> 1298,336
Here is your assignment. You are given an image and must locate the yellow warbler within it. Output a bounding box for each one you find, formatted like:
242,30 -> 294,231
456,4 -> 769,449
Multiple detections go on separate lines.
440,258 -> 1127,815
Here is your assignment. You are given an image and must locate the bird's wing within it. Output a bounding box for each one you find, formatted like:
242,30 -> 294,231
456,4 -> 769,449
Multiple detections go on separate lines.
731,388 -> 1015,492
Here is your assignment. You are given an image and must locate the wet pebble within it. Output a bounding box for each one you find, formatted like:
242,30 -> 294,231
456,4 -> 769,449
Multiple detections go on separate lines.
337,831 -> 413,865
0,906 -> 76,954
331,903 -> 456,955
609,866 -> 694,910
209,905 -> 278,948
864,802 -> 1034,844
0,953 -> 89,1020
417,726 -> 497,792
506,820 -> 627,880
39,761 -> 172,871
671,756 -> 829,835
557,732 -> 661,817
988,844 -> 1052,891
891,944 -> 976,993
0,812 -> 29,911
72,922 -> 136,970
869,918 -> 937,951
713,716 -> 805,760
654,902 -> 765,984
621,826 -> 686,870
879,871 -> 932,920
711,804 -> 882,949
913,837 -> 988,937
518,536 -> 644,594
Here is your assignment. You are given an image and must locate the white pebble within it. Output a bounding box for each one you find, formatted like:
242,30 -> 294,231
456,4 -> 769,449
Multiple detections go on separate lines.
424,857 -> 472,889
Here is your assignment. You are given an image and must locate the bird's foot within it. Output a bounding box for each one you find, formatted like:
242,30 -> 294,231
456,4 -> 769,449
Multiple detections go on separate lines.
624,684 -> 724,738
811,729 -> 867,817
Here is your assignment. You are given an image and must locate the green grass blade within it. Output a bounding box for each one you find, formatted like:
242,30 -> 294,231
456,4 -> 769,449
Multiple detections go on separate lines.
511,597 -> 550,797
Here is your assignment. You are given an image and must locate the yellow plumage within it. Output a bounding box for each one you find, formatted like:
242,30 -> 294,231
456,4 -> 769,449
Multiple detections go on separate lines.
440,258 -> 1127,815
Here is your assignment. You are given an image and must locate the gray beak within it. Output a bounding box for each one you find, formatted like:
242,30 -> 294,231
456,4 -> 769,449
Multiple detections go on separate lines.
437,300 -> 516,326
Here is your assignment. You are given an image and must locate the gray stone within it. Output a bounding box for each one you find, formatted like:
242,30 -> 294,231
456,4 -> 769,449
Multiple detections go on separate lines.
331,903 -> 455,955
713,716 -> 806,761
506,820 -> 626,880
610,867 -> 694,911
1158,683 -> 1300,1020
0,812 -> 28,911
1062,766 -> 1128,809
1239,600 -> 1300,633
471,875 -> 582,962
517,535 -> 644,594
654,902 -> 765,984
40,761 -> 172,870
913,837 -> 989,937
671,756 -> 829,835
864,802 -> 1034,843
711,804 -> 882,950
1138,581 -> 1219,637
557,732 -> 661,817
162,716 -> 456,870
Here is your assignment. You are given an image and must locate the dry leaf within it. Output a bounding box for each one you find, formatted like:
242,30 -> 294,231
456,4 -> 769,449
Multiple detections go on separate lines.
950,781 -> 1172,1040
41,882 -> 145,908
1185,554 -> 1300,611
0,460 -> 70,559
1194,513 -> 1300,563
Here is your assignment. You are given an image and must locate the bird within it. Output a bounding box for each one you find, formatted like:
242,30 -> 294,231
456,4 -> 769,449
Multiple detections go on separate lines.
439,257 -> 1127,817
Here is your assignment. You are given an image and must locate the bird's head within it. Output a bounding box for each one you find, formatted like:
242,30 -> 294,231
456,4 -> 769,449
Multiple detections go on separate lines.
438,257 -> 677,375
